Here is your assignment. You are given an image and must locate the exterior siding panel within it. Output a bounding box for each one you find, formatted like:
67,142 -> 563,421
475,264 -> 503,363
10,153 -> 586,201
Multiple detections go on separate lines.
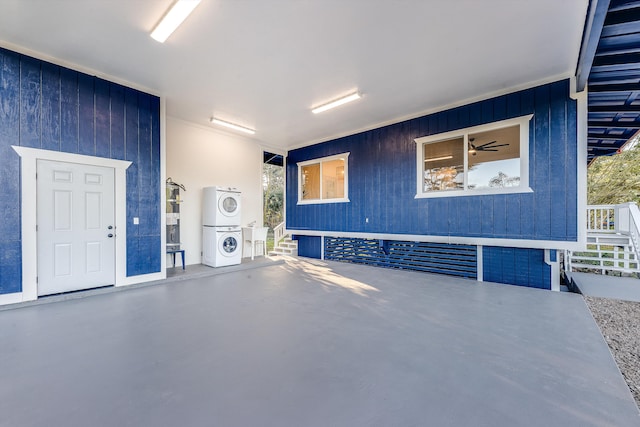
287,80 -> 577,242
0,47 -> 162,294
287,80 -> 577,288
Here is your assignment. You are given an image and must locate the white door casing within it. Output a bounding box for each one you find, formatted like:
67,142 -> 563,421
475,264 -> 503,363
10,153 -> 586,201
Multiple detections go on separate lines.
37,160 -> 115,296
11,146 -> 166,304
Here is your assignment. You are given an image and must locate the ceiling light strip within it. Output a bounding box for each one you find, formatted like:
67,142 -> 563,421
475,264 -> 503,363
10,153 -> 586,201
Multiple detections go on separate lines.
312,92 -> 361,114
210,118 -> 256,135
151,0 -> 202,43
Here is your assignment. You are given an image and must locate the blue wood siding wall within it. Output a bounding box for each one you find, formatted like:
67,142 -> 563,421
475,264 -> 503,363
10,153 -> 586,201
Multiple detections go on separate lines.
483,247 -> 551,290
287,80 -> 575,288
0,47 -> 161,295
293,235 -> 322,258
286,79 -> 578,242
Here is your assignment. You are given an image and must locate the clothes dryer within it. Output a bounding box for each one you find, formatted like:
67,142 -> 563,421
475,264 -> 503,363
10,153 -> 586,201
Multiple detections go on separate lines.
203,186 -> 241,226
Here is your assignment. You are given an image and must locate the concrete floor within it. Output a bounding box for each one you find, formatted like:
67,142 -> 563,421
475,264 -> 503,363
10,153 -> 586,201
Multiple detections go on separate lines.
1,259 -> 639,427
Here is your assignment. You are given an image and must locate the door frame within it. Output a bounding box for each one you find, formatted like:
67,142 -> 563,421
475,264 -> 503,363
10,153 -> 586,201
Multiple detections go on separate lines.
13,146 -> 131,302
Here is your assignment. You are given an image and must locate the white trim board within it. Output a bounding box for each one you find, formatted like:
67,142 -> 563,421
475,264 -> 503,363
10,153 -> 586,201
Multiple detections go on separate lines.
570,77 -> 588,254
288,229 -> 584,251
12,146 -> 131,303
414,115 -> 533,199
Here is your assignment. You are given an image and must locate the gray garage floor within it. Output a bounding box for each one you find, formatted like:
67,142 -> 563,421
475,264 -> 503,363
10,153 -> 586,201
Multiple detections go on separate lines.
1,258 -> 639,427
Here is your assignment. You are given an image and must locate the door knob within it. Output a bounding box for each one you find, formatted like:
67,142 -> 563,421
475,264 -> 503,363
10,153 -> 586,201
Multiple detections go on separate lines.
108,225 -> 113,230
107,233 -> 114,238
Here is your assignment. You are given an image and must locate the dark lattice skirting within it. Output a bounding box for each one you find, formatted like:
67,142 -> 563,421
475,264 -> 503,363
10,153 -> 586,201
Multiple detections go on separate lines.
324,238 -> 477,279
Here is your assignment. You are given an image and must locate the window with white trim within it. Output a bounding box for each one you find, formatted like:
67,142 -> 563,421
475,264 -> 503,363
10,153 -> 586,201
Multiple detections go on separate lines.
298,153 -> 349,204
414,115 -> 532,198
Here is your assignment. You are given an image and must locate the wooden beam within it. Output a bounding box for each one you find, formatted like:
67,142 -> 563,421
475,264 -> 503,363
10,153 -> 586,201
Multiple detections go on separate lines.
593,52 -> 640,66
588,83 -> 640,92
588,133 -> 631,140
576,0 -> 613,92
589,104 -> 640,112
588,121 -> 640,128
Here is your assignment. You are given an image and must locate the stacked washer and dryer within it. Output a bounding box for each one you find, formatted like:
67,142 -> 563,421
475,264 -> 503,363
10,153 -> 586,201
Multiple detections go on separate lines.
202,186 -> 243,267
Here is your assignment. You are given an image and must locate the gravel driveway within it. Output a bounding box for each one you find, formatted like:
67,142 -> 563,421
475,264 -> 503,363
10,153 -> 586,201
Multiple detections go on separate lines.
585,296 -> 640,410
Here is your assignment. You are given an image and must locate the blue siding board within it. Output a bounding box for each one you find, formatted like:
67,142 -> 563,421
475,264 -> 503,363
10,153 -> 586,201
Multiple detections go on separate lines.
506,92 -> 521,117
288,79 -> 577,289
294,235 -> 322,259
127,164 -> 140,237
493,96 -> 507,121
492,195 -> 507,238
110,84 -> 126,160
95,78 -> 111,159
19,56 -> 41,148
41,63 -> 61,151
127,236 -> 140,276
549,82 -> 568,239
0,240 -> 22,294
502,248 -> 516,285
0,145 -> 20,241
138,93 -> 153,238
0,49 -> 20,143
150,96 -> 161,251
532,84 -> 552,239
78,73 -> 95,156
480,197 -> 494,236
60,68 -> 79,153
505,195 -> 521,236
0,51 -> 23,293
483,246 -> 550,290
0,47 -> 162,293
565,99 -> 578,240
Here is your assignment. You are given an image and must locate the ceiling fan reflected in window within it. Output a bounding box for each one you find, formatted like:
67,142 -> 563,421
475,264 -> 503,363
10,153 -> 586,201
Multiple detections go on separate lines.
468,137 -> 509,155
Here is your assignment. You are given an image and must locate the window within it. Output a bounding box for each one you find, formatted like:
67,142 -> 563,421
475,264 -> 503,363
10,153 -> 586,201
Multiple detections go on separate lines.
298,153 -> 349,204
415,115 -> 532,198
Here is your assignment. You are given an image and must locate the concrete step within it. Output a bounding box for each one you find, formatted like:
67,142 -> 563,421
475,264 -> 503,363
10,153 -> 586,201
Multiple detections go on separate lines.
268,247 -> 298,256
279,242 -> 298,249
269,237 -> 298,257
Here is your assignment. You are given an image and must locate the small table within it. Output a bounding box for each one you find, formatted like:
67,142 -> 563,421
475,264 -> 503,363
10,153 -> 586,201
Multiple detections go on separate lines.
167,249 -> 186,270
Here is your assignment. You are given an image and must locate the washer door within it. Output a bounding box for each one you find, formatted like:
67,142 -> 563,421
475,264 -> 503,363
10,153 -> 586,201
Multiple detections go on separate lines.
218,233 -> 239,257
218,193 -> 240,217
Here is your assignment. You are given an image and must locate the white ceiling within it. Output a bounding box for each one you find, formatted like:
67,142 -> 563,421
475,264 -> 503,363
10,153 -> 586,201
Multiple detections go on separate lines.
0,0 -> 588,151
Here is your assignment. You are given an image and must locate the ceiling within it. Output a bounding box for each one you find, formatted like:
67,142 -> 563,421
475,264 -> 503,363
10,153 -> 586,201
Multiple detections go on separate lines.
586,0 -> 640,161
0,0 -> 588,151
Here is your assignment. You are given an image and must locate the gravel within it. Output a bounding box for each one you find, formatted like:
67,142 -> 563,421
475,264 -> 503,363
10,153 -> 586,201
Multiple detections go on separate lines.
584,296 -> 640,409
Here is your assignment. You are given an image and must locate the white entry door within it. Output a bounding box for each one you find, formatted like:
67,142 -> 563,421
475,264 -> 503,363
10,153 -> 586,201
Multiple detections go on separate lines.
37,160 -> 116,296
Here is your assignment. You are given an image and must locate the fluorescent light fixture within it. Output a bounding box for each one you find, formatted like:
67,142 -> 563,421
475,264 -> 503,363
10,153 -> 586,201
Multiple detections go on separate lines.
210,118 -> 256,135
312,92 -> 361,114
151,0 -> 201,43
424,155 -> 453,162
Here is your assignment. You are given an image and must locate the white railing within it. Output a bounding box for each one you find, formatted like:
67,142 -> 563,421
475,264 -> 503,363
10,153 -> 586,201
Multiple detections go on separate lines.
619,202 -> 640,257
566,202 -> 640,276
587,205 -> 616,233
273,221 -> 287,244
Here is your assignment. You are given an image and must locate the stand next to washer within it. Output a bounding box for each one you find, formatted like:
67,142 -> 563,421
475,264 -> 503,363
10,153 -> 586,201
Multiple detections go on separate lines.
167,249 -> 186,270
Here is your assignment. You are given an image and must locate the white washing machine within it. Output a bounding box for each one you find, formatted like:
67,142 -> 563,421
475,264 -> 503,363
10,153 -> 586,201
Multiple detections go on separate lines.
202,226 -> 242,267
202,186 -> 241,227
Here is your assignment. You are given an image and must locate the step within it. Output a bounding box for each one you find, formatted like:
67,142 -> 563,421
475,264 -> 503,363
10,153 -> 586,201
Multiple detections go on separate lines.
279,242 -> 298,249
268,247 -> 298,256
587,234 -> 632,246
